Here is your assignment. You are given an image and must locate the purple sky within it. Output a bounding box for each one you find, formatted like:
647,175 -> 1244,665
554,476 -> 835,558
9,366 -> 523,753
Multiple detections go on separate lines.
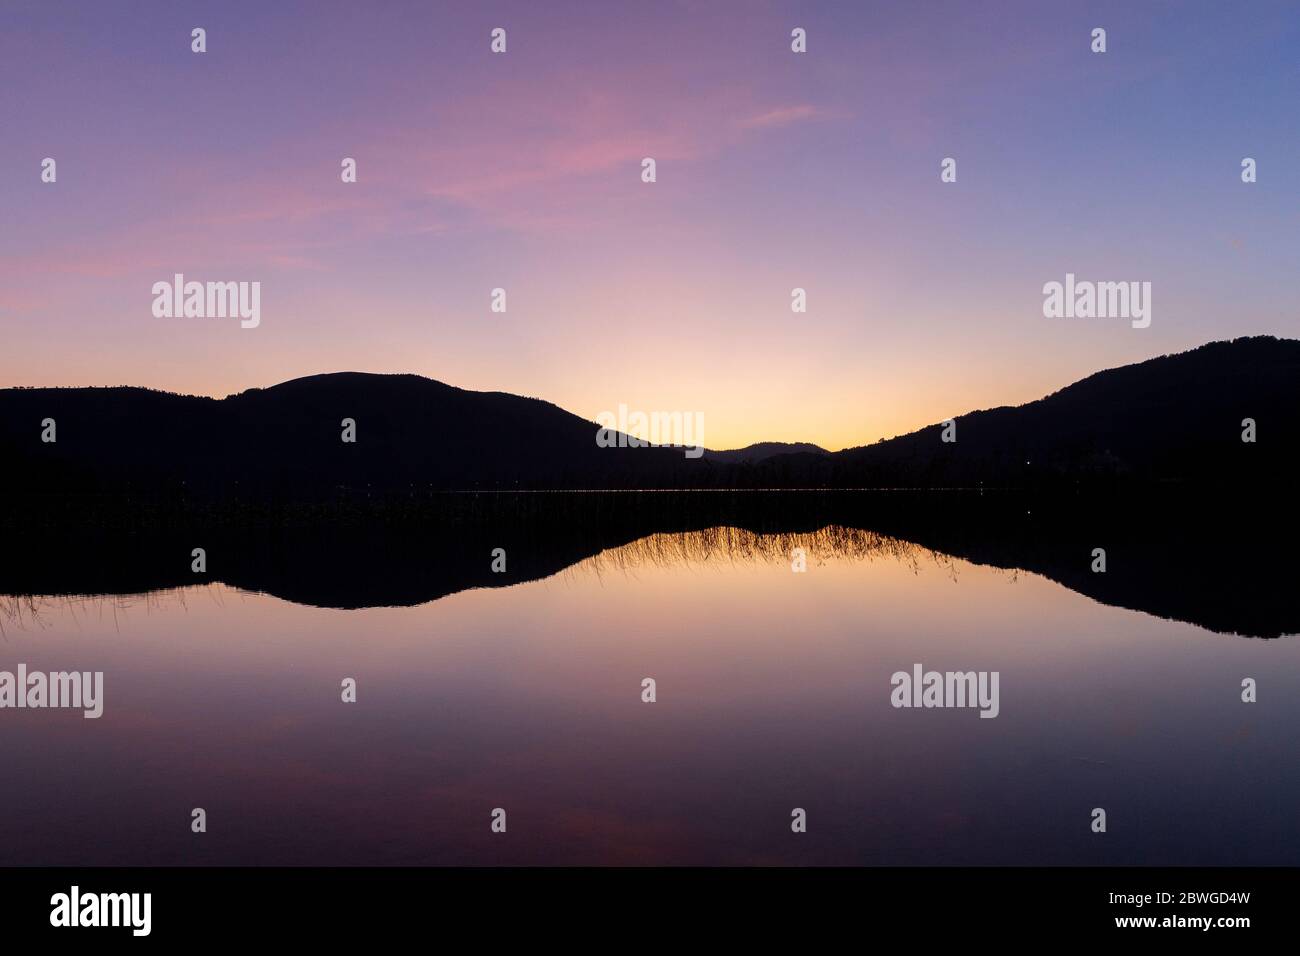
1,0 -> 1296,449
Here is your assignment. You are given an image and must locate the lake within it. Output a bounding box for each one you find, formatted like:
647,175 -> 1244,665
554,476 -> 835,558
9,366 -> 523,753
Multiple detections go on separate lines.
2,494 -> 1297,866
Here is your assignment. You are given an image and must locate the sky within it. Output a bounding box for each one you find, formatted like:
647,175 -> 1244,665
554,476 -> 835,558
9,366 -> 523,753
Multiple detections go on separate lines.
1,0 -> 1297,451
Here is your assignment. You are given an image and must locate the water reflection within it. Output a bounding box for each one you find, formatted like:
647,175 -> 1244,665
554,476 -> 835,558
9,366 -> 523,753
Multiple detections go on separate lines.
3,492 -> 1296,637
1,507 -> 1298,865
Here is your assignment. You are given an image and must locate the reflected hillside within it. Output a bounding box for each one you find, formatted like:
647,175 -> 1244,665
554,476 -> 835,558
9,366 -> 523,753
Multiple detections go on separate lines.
1,491 -> 1294,638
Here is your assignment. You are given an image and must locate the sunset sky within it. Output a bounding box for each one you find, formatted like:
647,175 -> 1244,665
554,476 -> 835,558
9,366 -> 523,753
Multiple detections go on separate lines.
1,0 -> 1296,450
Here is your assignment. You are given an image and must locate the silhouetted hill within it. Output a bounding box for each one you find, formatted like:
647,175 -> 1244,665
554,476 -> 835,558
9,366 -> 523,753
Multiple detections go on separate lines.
704,442 -> 828,464
0,372 -> 709,497
0,336 -> 1294,498
760,336 -> 1299,488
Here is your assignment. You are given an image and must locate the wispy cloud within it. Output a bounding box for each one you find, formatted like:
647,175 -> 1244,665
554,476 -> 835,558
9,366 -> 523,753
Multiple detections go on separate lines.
735,104 -> 829,130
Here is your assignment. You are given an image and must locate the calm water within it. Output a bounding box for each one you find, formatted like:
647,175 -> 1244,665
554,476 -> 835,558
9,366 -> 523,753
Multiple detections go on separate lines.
2,525 -> 1298,866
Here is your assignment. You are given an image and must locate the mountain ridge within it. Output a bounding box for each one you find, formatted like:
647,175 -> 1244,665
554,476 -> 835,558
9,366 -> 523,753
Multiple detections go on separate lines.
1,335 -> 1295,496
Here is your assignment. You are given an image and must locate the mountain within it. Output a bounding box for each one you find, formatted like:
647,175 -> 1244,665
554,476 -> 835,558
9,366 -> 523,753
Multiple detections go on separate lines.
0,372 -> 708,497
758,336 -> 1299,488
0,336 -> 1295,500
704,442 -> 828,464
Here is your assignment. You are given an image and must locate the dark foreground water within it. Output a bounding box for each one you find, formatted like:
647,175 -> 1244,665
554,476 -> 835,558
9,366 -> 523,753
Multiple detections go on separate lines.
1,494 -> 1297,865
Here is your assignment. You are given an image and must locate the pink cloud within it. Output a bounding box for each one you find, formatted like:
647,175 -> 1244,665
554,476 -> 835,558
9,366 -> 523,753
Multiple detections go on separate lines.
2,58 -> 843,282
735,104 -> 828,130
